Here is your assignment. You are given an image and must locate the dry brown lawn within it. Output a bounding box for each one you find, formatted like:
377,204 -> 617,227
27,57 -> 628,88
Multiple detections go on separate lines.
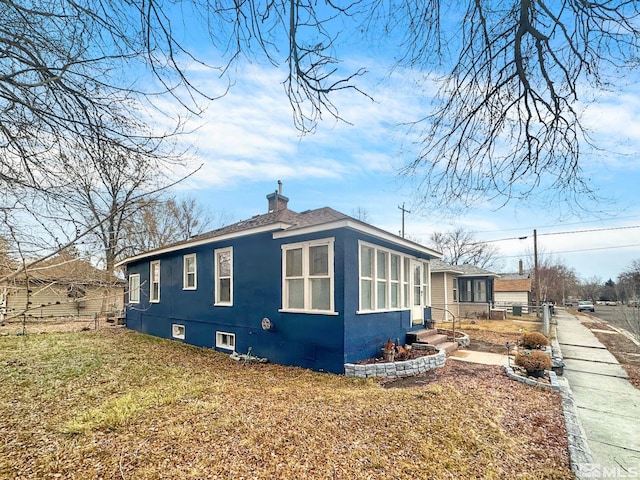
0,328 -> 572,479
452,317 -> 544,354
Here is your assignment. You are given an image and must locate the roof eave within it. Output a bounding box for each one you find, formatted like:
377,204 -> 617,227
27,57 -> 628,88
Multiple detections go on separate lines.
115,222 -> 293,267
273,219 -> 443,259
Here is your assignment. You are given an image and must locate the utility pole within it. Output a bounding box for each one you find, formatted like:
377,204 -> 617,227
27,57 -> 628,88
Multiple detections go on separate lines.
534,228 -> 540,318
398,203 -> 410,238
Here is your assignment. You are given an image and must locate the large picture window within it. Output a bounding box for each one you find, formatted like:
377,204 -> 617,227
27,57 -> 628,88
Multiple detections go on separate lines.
214,247 -> 233,306
128,274 -> 140,304
150,261 -> 160,303
183,254 -> 197,290
359,242 -> 430,313
458,278 -> 487,303
282,238 -> 334,313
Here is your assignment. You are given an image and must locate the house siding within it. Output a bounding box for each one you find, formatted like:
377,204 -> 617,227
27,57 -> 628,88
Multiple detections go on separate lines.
430,272 -> 458,322
126,229 -> 347,373
124,226 -> 435,373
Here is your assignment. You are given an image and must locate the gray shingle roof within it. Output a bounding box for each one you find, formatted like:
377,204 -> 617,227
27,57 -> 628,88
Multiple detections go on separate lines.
192,206 -> 349,241
448,263 -> 499,277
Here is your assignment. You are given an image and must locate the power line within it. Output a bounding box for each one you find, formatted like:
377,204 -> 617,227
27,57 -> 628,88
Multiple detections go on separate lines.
500,242 -> 640,259
472,225 -> 640,244
410,214 -> 640,236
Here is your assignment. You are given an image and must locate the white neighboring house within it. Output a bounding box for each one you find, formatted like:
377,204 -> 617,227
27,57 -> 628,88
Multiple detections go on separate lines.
494,273 -> 532,314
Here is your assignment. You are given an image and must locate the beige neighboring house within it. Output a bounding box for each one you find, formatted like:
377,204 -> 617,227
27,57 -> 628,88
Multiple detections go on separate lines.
430,259 -> 463,323
494,273 -> 532,314
0,252 -> 124,322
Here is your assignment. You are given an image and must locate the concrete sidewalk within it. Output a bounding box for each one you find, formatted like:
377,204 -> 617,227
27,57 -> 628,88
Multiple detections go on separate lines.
555,308 -> 640,477
448,349 -> 511,366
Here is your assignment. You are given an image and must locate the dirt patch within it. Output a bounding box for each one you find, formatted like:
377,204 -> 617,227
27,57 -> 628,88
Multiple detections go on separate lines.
467,329 -> 521,354
355,347 -> 438,365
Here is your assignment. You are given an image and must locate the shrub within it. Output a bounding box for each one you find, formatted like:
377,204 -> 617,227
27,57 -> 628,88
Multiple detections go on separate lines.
520,332 -> 549,349
515,351 -> 552,373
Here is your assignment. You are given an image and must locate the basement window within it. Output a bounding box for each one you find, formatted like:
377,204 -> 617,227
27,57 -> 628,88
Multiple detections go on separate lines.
216,331 -> 235,350
172,324 -> 185,340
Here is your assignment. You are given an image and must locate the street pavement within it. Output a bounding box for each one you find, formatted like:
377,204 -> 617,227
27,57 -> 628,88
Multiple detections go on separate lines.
555,308 -> 640,477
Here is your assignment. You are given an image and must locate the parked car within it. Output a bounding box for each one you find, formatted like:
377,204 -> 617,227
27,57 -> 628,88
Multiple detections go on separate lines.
605,301 -> 617,306
577,301 -> 595,313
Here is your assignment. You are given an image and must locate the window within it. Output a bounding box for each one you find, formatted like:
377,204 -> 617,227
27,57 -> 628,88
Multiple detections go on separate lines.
359,242 -> 422,312
422,262 -> 430,305
183,254 -> 197,290
128,274 -> 140,304
172,324 -> 185,340
150,261 -> 160,303
390,254 -> 400,309
474,279 -> 487,302
216,331 -> 235,350
282,238 -> 334,313
214,247 -> 233,306
452,277 -> 458,302
360,246 -> 374,310
376,250 -> 388,309
458,278 -> 487,303
402,257 -> 410,308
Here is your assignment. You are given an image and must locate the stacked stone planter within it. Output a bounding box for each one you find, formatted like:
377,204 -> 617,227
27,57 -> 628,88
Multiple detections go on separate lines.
344,347 -> 446,378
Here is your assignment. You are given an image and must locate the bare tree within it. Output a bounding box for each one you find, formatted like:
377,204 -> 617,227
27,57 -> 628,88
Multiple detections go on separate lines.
429,228 -> 502,270
579,276 -> 604,302
3,0 -> 640,218
351,207 -> 371,223
397,1 -> 640,211
535,261 -> 579,304
120,196 -> 228,258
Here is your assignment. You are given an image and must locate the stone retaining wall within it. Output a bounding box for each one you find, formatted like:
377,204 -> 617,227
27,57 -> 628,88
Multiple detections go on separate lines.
344,349 -> 446,378
502,364 -> 560,391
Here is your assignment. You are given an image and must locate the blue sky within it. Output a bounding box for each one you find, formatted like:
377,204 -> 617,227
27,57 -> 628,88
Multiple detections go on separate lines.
153,46 -> 640,283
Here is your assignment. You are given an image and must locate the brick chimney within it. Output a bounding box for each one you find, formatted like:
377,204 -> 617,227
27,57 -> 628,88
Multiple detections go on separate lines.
267,180 -> 289,213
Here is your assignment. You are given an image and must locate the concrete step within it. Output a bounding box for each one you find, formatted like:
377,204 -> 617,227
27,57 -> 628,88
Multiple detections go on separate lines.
407,329 -> 440,344
438,341 -> 459,354
425,334 -> 449,346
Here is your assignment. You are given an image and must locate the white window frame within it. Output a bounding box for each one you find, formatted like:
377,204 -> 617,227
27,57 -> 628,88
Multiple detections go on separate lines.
452,277 -> 458,302
358,241 -> 430,314
281,238 -> 336,314
183,254 -> 197,290
172,324 -> 185,340
128,273 -> 140,304
214,247 -> 233,306
216,331 -> 235,350
422,261 -> 431,306
150,260 -> 160,303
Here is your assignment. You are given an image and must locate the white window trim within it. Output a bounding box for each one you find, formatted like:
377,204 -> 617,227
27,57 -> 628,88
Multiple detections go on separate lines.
172,324 -> 185,340
150,260 -> 160,303
214,247 -> 233,306
358,241 -> 431,314
216,331 -> 235,350
280,237 -> 336,315
183,254 -> 197,290
128,273 -> 140,304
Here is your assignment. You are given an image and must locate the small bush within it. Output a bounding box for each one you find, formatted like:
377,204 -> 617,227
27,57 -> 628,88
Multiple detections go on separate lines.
515,351 -> 552,373
520,332 -> 549,349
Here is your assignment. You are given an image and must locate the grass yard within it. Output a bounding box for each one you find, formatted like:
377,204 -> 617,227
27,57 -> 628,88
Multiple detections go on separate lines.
0,329 -> 572,479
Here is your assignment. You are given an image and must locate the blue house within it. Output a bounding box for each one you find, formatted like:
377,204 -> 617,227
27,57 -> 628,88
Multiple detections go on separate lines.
116,188 -> 442,373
